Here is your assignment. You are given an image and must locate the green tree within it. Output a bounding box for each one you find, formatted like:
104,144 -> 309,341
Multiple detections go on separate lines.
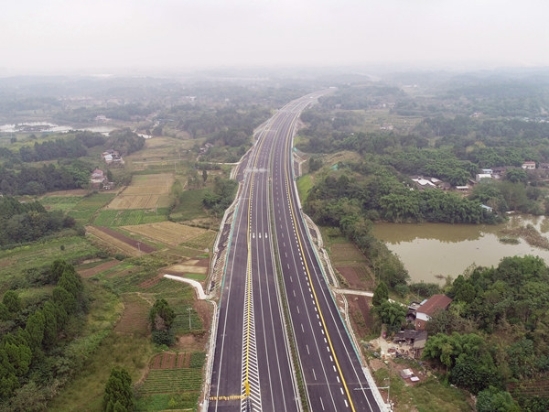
102,367 -> 133,412
476,387 -> 520,412
505,168 -> 528,184
375,301 -> 406,333
25,311 -> 45,352
42,301 -> 58,349
149,299 -> 175,332
372,282 -> 389,306
149,299 -> 176,346
2,291 -> 21,314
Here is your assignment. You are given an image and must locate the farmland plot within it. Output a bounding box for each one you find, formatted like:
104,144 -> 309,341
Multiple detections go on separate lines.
122,221 -> 212,247
108,173 -> 174,210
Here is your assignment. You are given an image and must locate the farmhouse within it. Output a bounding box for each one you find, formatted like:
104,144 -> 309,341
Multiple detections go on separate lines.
522,161 -> 536,170
413,294 -> 453,330
90,168 -> 107,189
476,173 -> 492,182
412,177 -> 436,189
102,149 -> 124,165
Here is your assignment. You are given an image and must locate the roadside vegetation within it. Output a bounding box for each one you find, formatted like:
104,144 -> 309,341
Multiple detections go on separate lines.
0,76 -> 296,411
298,73 -> 549,410
2,69 -> 549,410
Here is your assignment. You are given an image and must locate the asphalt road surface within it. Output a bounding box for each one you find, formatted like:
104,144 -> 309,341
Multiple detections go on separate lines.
208,92 -> 382,412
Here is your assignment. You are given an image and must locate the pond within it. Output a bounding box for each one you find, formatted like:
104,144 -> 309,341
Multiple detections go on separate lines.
373,215 -> 549,284
0,122 -> 115,134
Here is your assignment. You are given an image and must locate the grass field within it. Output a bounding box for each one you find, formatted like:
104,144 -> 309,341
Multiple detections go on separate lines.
40,195 -> 83,212
297,174 -> 313,204
122,221 -> 211,247
373,367 -> 471,412
170,188 -> 210,222
0,236 -> 99,292
48,333 -> 152,412
181,230 -> 217,250
93,208 -> 169,226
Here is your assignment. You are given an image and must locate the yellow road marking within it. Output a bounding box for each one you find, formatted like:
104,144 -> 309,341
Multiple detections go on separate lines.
282,116 -> 358,412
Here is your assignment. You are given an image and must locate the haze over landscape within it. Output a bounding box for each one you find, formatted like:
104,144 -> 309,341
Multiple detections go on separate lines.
1,0 -> 548,74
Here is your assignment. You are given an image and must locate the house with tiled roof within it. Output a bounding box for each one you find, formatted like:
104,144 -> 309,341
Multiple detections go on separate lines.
414,294 -> 452,330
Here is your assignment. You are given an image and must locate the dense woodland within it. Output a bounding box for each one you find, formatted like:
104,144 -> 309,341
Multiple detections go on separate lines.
0,197 -> 76,247
420,256 -> 549,411
0,260 -> 88,411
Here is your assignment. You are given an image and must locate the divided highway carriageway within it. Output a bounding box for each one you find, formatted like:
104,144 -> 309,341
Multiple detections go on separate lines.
207,91 -> 384,412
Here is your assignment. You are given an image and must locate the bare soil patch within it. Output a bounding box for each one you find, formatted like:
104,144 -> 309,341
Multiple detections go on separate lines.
89,226 -> 156,254
150,351 -> 192,370
337,266 -> 362,289
347,295 -> 371,340
114,294 -> 151,336
162,353 -> 176,369
151,354 -> 162,369
78,260 -> 120,278
164,264 -> 207,275
139,273 -> 164,289
194,300 -> 213,332
177,353 -> 190,368
330,242 -> 367,261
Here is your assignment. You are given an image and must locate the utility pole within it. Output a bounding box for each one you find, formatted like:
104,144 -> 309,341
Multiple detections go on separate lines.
187,307 -> 192,331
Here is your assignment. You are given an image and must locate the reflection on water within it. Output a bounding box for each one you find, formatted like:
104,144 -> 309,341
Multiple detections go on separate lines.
373,215 -> 549,284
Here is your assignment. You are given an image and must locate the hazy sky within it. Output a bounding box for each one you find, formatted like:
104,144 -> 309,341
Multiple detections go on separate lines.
1,0 -> 548,73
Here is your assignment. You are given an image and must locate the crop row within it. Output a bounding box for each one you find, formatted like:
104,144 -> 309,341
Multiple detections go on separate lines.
139,369 -> 203,394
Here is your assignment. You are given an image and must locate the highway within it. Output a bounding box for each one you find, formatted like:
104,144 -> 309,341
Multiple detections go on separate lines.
208,92 -> 383,411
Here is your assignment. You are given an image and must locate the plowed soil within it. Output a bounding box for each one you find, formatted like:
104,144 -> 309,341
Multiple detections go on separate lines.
337,266 -> 362,289
87,226 -> 156,255
78,260 -> 120,278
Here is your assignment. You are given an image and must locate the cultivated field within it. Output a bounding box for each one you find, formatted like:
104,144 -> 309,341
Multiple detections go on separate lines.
93,208 -> 168,226
86,226 -> 154,256
39,192 -> 116,224
122,221 -> 213,248
108,173 -> 174,210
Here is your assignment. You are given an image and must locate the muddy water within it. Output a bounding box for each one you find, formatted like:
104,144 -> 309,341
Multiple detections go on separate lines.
373,215 -> 549,284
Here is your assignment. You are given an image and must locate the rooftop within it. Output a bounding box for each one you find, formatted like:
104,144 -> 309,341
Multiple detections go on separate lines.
417,294 -> 452,317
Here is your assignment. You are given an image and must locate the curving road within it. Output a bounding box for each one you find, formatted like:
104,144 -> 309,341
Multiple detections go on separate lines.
208,92 -> 383,412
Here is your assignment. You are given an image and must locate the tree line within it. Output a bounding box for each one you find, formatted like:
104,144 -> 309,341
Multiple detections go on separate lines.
305,161 -> 496,225
0,161 -> 92,195
0,196 -> 77,247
